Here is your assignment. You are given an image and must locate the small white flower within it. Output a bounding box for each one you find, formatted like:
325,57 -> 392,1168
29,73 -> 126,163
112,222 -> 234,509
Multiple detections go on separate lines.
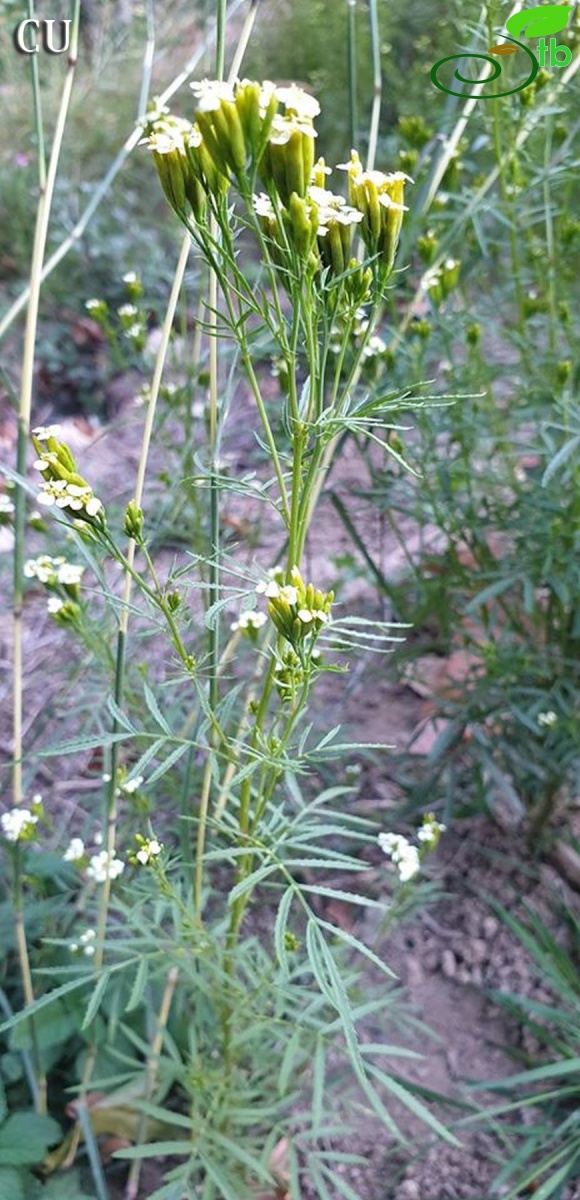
397,851 -> 421,882
268,114 -> 317,146
85,299 -> 102,312
124,322 -> 144,341
297,608 -> 314,624
86,850 -> 125,883
85,496 -> 103,518
363,334 -> 387,359
417,818 -> 446,843
279,585 -> 299,605
1,807 -> 38,842
253,193 -> 275,220
64,837 -> 85,862
57,562 -> 84,586
123,271 -> 138,284
47,596 -> 65,615
190,78 -> 235,112
231,610 -> 268,632
378,831 -> 420,882
117,303 -> 138,318
70,928 -> 96,956
538,710 -> 558,727
120,775 -> 144,795
275,84 -> 320,120
0,494 -> 14,515
135,838 -> 162,866
32,424 -> 62,441
80,928 -> 96,956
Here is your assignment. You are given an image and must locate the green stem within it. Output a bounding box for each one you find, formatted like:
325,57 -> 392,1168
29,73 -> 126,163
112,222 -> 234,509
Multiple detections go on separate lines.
543,115 -> 557,357
12,0 -> 81,810
347,0 -> 357,151
66,234 -> 191,1168
13,848 -> 46,1113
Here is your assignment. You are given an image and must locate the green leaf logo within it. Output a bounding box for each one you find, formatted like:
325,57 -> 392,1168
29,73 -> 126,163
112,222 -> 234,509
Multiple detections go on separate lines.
505,4 -> 573,38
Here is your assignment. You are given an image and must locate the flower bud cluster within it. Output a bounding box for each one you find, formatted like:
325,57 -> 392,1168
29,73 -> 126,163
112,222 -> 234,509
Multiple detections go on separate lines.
128,834 -> 163,867
273,645 -> 322,702
32,426 -> 104,526
145,82 -> 411,286
337,150 -> 412,273
423,258 -> 461,306
256,565 -> 333,653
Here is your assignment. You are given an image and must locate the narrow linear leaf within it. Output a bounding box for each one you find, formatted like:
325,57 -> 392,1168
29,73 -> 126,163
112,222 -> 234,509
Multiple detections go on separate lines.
82,970 -> 112,1030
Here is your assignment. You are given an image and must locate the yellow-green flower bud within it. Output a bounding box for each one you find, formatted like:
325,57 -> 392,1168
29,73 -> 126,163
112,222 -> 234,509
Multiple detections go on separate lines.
466,322 -> 481,348
411,318 -> 432,340
440,257 -> 460,298
311,156 -> 331,188
285,192 -> 319,260
417,230 -> 438,265
148,128 -> 188,213
261,116 -> 317,206
343,260 -> 372,307
124,499 -> 144,541
193,110 -> 231,180
556,359 -> 571,386
235,79 -> 278,171
337,154 -> 411,272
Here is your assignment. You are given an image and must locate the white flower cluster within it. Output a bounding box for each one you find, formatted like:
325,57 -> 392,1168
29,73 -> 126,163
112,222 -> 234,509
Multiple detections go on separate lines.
63,837 -> 85,862
309,185 -> 364,231
1,804 -> 40,843
256,572 -> 329,627
86,850 -> 125,883
538,710 -> 557,728
34,476 -> 103,519
417,817 -> 447,844
135,837 -> 162,866
24,555 -> 84,587
230,610 -> 267,633
378,832 -> 421,882
0,494 -> 14,516
119,774 -> 144,795
32,424 -> 62,441
70,928 -> 96,957
379,815 -> 446,883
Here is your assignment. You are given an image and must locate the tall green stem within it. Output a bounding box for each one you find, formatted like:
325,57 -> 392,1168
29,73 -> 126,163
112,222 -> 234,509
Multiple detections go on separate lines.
13,849 -> 46,1113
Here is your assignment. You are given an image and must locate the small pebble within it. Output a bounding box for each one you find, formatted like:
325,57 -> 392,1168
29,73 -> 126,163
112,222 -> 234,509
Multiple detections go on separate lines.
483,916 -> 499,938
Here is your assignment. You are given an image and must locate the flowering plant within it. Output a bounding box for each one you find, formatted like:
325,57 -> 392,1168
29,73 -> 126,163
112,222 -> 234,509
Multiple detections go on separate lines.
3,68 -> 450,1199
